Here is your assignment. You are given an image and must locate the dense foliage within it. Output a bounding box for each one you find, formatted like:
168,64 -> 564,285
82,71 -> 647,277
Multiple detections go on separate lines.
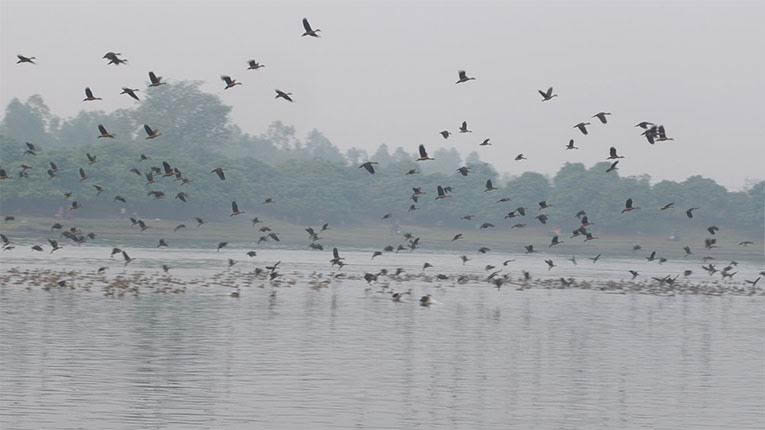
1,83 -> 762,236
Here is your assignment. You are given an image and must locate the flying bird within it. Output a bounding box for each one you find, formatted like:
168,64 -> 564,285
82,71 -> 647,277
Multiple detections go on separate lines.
440,130 -> 451,139
120,87 -> 140,101
566,139 -> 578,150
459,121 -> 471,133
607,147 -> 624,159
573,122 -> 590,135
97,124 -> 114,138
301,18 -> 321,37
686,208 -> 699,218
484,179 -> 497,192
275,89 -> 293,102
359,161 -> 378,174
231,201 -> 244,216
660,202 -> 674,210
592,112 -> 611,124
211,167 -> 225,180
247,60 -> 265,70
83,87 -> 102,101
456,70 -> 476,84
17,55 -> 36,64
538,86 -> 557,101
144,124 -> 161,139
417,144 -> 434,161
221,75 -> 241,89
622,198 -> 640,213
148,71 -> 166,87
515,153 -> 526,161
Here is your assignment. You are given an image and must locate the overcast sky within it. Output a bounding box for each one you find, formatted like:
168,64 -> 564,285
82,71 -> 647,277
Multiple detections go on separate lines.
2,0 -> 763,190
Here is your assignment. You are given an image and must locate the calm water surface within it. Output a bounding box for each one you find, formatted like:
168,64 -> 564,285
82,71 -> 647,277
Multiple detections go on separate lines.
1,247 -> 763,429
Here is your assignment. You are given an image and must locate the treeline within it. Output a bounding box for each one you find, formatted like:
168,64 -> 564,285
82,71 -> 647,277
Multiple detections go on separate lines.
0,83 -> 762,236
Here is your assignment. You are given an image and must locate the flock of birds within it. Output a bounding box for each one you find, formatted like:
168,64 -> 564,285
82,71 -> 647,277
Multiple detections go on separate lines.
3,17 -> 763,303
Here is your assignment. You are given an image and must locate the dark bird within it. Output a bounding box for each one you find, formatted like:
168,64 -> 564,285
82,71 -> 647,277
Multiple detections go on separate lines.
275,89 -> 293,102
103,52 -> 127,65
440,130 -> 451,139
417,144 -> 434,161
456,70 -> 476,84
79,167 -> 88,181
330,247 -> 345,266
538,86 -> 557,101
174,224 -> 186,232
536,214 -> 548,224
479,138 -> 491,146
566,139 -> 578,150
629,270 -> 639,280
479,223 -> 495,229
144,124 -> 161,139
122,251 -> 134,266
175,192 -> 188,202
607,147 -> 624,159
515,153 -> 527,161
17,54 -> 36,64
195,217 -> 205,227
157,239 -> 168,248
217,242 -> 228,252
436,185 -> 449,200
635,121 -> 655,129
247,60 -> 265,70
683,246 -> 692,256
83,87 -> 102,101
87,153 -> 97,164
97,124 -> 114,138
484,179 -> 497,192
544,259 -> 555,270
120,87 -> 140,101
660,202 -> 674,210
211,167 -> 225,180
525,245 -> 535,254
231,201 -> 244,216
459,121 -> 471,133
707,226 -> 719,235
590,254 -> 602,263
301,18 -> 321,37
538,200 -> 551,211
744,277 -> 761,287
147,191 -> 165,199
686,208 -> 699,218
549,236 -> 563,247
359,161 -> 378,174
646,251 -> 657,262
738,241 -> 754,246
221,75 -> 242,89
92,184 -> 104,195
148,71 -> 166,87
606,160 -> 619,173
457,166 -> 470,176
452,233 -> 463,241
574,122 -> 590,135
592,112 -> 611,124
622,198 -> 639,213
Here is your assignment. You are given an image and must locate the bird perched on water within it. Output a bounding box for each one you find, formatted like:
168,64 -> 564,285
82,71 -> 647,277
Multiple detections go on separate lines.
301,17 -> 321,37
538,87 -> 557,101
120,87 -> 140,101
592,112 -> 611,124
221,75 -> 241,89
607,147 -> 624,159
622,198 -> 640,213
456,70 -> 476,84
275,89 -> 293,102
83,87 -> 102,101
574,122 -> 590,135
247,60 -> 265,70
417,144 -> 434,161
359,161 -> 378,174
17,54 -> 36,64
143,124 -> 161,139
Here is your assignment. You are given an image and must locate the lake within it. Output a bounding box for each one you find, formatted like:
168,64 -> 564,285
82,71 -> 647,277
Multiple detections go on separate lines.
1,246 -> 763,429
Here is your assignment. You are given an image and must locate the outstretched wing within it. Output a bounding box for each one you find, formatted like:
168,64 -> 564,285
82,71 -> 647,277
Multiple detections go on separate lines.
419,144 -> 427,158
221,75 -> 233,85
144,124 -> 154,136
458,70 -> 467,80
232,201 -> 239,213
609,147 -> 617,158
149,71 -> 159,84
85,87 -> 94,98
333,247 -> 340,259
303,18 -> 313,33
626,198 -> 633,209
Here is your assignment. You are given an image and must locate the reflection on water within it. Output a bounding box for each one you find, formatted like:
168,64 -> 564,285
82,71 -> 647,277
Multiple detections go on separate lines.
1,248 -> 763,429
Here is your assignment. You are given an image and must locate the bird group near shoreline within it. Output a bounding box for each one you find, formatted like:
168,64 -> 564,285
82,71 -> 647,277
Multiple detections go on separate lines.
3,16 -> 763,300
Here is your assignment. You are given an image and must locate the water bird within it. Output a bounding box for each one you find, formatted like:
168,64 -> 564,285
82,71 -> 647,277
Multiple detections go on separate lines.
566,139 -> 578,150
660,202 -> 674,210
592,112 -> 611,124
606,161 -> 619,172
686,207 -> 699,218
247,60 -> 265,70
275,89 -> 293,102
120,87 -> 140,101
301,18 -> 321,37
629,270 -> 639,280
515,153 -> 527,160
359,161 -> 378,174
417,144 -> 434,161
622,198 -> 639,213
574,122 -> 590,135
538,87 -> 557,101
221,75 -> 241,89
457,166 -> 470,176
440,130 -> 451,139
419,294 -> 434,306
17,55 -> 36,64
456,70 -> 476,84
607,147 -> 624,159
459,121 -> 472,133
484,179 -> 497,192
83,87 -> 102,101
549,236 -> 563,247
217,242 -> 228,252
545,259 -> 555,270
148,71 -> 166,87
436,185 -> 449,200
211,167 -> 225,180
231,201 -> 244,216
103,52 -> 127,65
144,124 -> 161,139
330,247 -> 345,267
97,124 -> 114,138
479,138 -> 491,146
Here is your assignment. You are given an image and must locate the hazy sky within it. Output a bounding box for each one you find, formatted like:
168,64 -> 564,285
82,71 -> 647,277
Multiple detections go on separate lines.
2,0 -> 763,190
